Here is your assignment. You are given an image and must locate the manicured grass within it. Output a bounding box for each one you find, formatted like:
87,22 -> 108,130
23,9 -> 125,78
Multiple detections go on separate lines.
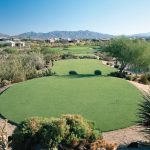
48,46 -> 95,54
74,53 -> 96,56
53,59 -> 116,75
63,46 -> 95,54
45,46 -> 98,55
0,59 -> 142,131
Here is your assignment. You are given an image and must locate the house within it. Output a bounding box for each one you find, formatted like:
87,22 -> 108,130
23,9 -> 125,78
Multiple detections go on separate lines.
99,38 -> 111,42
45,38 -> 55,43
68,38 -> 80,43
0,37 -> 25,48
0,37 -> 15,47
15,41 -> 25,48
13,38 -> 25,48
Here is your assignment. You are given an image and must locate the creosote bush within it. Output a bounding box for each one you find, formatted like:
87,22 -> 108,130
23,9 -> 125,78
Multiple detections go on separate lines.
11,115 -> 101,150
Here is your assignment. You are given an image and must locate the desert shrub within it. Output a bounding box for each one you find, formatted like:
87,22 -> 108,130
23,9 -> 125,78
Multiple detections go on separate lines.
39,118 -> 68,149
21,54 -> 44,79
11,115 -> 101,150
108,71 -> 118,77
61,115 -> 100,145
61,53 -> 74,59
30,48 -> 41,53
44,53 -> 53,64
22,53 -> 45,70
63,45 -> 69,49
94,70 -> 102,76
139,74 -> 149,85
11,72 -> 25,83
69,71 -> 78,75
35,70 -> 43,78
138,92 -> 150,136
146,73 -> 150,82
0,53 -> 54,83
108,71 -> 126,78
0,55 -> 25,82
0,43 -> 10,47
108,71 -> 120,78
11,117 -> 51,150
42,69 -> 53,77
41,47 -> 61,60
1,80 -> 11,87
41,47 -> 52,54
3,48 -> 18,54
25,70 -> 37,80
102,55 -> 112,61
132,75 -> 139,82
125,75 -> 132,81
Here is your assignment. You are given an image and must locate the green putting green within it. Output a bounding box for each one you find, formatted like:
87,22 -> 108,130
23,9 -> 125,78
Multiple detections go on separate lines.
53,59 -> 116,75
0,59 -> 142,131
63,46 -> 95,54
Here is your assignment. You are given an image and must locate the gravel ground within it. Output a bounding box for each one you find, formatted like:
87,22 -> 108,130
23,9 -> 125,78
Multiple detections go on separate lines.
103,125 -> 150,146
0,118 -> 16,137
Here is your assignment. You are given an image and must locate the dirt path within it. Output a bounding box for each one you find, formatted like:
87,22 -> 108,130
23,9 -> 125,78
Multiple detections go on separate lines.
129,81 -> 149,93
0,85 -> 11,94
103,126 -> 149,146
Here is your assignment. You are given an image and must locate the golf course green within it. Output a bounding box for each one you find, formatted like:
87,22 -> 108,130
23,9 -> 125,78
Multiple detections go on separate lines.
0,59 -> 142,131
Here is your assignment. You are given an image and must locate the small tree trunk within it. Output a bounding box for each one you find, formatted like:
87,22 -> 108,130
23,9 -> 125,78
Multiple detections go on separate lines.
119,63 -> 127,77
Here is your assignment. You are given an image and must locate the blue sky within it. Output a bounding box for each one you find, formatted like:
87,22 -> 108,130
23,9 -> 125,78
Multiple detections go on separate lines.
0,0 -> 150,35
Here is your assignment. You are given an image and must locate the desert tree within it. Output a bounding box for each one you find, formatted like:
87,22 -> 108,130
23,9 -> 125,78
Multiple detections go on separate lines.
103,38 -> 150,74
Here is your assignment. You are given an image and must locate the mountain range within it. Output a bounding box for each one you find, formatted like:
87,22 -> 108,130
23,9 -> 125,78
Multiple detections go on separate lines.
17,30 -> 113,40
0,30 -> 150,39
0,33 -> 9,37
129,32 -> 150,38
